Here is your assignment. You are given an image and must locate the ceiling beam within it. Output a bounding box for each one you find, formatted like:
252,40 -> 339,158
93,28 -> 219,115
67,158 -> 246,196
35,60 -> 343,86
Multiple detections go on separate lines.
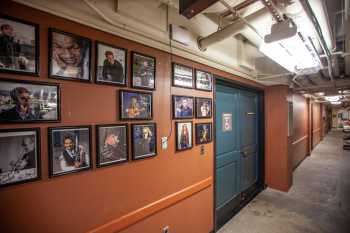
180,0 -> 219,19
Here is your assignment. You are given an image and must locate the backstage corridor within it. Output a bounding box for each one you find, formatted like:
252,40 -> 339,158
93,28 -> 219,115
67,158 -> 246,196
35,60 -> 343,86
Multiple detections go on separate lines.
218,130 -> 350,233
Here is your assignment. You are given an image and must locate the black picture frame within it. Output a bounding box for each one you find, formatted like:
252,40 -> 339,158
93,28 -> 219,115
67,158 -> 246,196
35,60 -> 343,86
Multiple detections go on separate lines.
195,69 -> 213,91
172,63 -> 194,89
175,121 -> 193,151
95,41 -> 127,87
0,128 -> 41,188
96,124 -> 128,167
48,125 -> 92,178
172,95 -> 194,119
119,90 -> 153,120
195,123 -> 212,145
131,52 -> 156,90
0,78 -> 61,123
195,97 -> 213,118
131,122 -> 157,160
48,28 -> 92,83
0,15 -> 40,76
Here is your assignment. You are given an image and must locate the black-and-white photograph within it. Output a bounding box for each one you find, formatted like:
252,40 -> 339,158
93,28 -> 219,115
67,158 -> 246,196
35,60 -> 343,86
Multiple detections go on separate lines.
0,128 -> 40,187
195,123 -> 212,145
132,52 -> 155,90
172,63 -> 193,88
96,124 -> 128,167
49,126 -> 91,177
173,95 -> 194,119
195,69 -> 213,91
132,123 -> 157,160
0,79 -> 60,123
120,90 -> 152,120
96,42 -> 127,86
195,97 -> 212,118
0,15 -> 39,75
49,29 -> 91,82
176,121 -> 193,151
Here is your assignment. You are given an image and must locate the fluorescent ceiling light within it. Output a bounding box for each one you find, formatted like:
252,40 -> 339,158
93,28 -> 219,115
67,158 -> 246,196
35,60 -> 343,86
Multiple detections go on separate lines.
315,92 -> 325,96
325,96 -> 340,102
331,101 -> 341,105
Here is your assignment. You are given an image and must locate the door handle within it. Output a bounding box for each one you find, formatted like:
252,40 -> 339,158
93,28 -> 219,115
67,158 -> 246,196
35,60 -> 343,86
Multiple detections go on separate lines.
246,112 -> 256,116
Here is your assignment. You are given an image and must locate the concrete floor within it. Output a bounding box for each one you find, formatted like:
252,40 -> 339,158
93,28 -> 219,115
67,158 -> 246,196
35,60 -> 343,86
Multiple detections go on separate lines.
218,130 -> 350,233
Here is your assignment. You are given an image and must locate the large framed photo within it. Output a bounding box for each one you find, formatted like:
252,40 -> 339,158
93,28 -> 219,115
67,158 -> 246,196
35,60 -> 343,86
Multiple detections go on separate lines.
195,97 -> 212,118
0,79 -> 60,123
172,95 -> 194,119
48,126 -> 91,177
131,52 -> 155,90
49,28 -> 91,82
96,124 -> 128,167
195,69 -> 213,91
132,123 -> 157,160
0,15 -> 39,76
172,63 -> 193,89
0,128 -> 40,187
195,123 -> 212,145
120,90 -> 152,120
96,42 -> 127,86
175,121 -> 193,151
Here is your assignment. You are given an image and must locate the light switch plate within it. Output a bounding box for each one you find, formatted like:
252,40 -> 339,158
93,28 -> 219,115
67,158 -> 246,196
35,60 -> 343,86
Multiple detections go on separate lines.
161,137 -> 168,150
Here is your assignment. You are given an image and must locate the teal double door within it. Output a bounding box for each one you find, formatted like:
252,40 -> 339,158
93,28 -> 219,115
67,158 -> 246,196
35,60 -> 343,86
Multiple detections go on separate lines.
215,82 -> 260,228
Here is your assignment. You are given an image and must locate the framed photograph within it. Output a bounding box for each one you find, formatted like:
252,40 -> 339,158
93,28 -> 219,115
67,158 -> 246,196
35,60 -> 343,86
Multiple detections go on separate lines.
0,79 -> 60,123
48,126 -> 91,177
172,63 -> 193,89
195,69 -> 213,91
0,15 -> 39,76
132,123 -> 157,160
175,121 -> 193,151
195,97 -> 212,118
172,95 -> 194,119
195,123 -> 212,145
120,90 -> 152,120
95,42 -> 127,86
96,124 -> 128,167
0,128 -> 40,187
131,52 -> 155,90
49,28 -> 91,82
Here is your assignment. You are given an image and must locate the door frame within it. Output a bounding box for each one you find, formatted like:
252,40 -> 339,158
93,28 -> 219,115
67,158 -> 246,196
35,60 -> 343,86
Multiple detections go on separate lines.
213,76 -> 266,232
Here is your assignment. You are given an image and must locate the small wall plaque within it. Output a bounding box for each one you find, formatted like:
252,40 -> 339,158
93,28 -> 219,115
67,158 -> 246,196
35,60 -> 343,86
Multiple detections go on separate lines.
222,113 -> 232,132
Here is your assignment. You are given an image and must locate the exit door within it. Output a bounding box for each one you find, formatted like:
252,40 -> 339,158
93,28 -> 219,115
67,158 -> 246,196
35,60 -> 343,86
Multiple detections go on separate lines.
215,81 -> 261,229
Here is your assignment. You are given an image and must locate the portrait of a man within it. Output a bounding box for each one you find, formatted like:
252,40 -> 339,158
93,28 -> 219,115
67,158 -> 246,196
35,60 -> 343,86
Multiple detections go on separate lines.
173,95 -> 194,119
132,52 -> 155,89
96,43 -> 126,85
0,16 -> 38,74
120,91 -> 152,120
49,29 -> 91,81
132,123 -> 156,159
196,98 -> 212,118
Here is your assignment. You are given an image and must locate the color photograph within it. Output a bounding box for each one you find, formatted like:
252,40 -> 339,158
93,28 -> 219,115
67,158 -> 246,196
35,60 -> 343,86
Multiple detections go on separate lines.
0,15 -> 39,75
49,29 -> 91,81
0,128 -> 40,187
132,52 -> 155,90
0,79 -> 60,123
96,124 -> 128,167
49,126 -> 91,177
195,69 -> 213,91
120,90 -> 152,120
195,97 -> 212,118
176,121 -> 193,151
96,42 -> 126,86
173,95 -> 194,119
195,123 -> 212,145
132,123 -> 157,160
172,63 -> 193,88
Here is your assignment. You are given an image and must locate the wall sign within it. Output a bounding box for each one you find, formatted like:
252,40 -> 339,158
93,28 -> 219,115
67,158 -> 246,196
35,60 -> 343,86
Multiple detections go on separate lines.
222,113 -> 232,132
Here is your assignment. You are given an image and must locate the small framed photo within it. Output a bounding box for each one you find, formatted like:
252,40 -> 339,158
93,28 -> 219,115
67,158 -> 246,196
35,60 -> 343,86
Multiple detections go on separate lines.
176,121 -> 193,151
132,123 -> 157,160
173,95 -> 194,119
195,69 -> 213,91
0,15 -> 39,76
120,90 -> 152,120
0,79 -> 60,123
195,123 -> 212,145
0,128 -> 40,187
131,52 -> 155,90
48,126 -> 92,177
96,124 -> 128,167
172,63 -> 194,89
195,97 -> 212,118
95,42 -> 127,86
49,28 -> 91,82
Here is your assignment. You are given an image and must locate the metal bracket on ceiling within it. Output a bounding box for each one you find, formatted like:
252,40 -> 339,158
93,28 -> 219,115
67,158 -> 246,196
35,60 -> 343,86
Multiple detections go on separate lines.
114,0 -> 118,13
